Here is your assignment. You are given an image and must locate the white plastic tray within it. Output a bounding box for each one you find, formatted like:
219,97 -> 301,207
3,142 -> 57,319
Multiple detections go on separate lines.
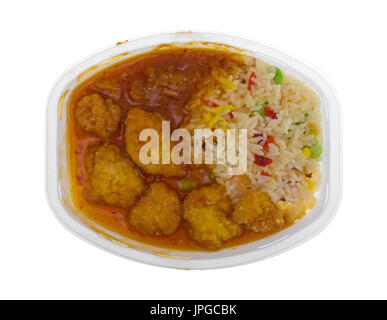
46,31 -> 342,269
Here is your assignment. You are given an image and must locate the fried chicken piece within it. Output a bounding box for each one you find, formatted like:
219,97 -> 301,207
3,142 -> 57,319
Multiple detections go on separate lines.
93,79 -> 122,100
129,182 -> 181,235
125,107 -> 186,177
183,185 -> 242,250
232,190 -> 284,232
83,143 -> 144,208
75,93 -> 122,139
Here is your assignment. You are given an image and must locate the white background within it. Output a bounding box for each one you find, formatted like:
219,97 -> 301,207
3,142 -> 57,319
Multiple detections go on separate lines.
0,0 -> 386,300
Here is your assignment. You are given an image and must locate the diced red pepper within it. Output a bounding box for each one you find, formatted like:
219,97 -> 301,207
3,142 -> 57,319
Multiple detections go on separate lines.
264,107 -> 277,119
253,133 -> 275,151
263,135 -> 275,151
228,111 -> 234,119
266,135 -> 275,144
254,154 -> 272,167
261,170 -> 271,177
201,97 -> 218,107
248,71 -> 257,92
253,133 -> 265,145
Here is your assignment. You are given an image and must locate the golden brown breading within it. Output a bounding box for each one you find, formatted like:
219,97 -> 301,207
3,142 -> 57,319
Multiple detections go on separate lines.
129,182 -> 181,235
183,185 -> 242,250
93,79 -> 122,100
75,93 -> 122,139
125,107 -> 186,177
232,190 -> 284,232
83,143 -> 144,208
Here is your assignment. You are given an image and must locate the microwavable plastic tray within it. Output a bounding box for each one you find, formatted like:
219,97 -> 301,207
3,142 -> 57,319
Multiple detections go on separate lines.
46,31 -> 342,269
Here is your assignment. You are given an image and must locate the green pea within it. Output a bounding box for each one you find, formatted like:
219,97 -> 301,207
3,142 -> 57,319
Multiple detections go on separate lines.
310,144 -> 323,159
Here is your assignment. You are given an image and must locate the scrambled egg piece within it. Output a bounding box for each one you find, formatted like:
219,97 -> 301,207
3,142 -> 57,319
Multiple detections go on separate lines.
129,182 -> 181,235
232,190 -> 284,232
75,93 -> 122,139
125,107 -> 186,177
183,185 -> 243,250
83,143 -> 144,208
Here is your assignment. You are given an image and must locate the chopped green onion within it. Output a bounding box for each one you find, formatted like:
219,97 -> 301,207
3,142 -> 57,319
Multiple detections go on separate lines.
177,179 -> 199,192
304,112 -> 309,118
286,129 -> 292,140
295,122 -> 302,125
273,67 -> 283,84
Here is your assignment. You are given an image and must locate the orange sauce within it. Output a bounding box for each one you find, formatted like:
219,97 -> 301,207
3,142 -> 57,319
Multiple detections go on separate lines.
67,46 -> 294,251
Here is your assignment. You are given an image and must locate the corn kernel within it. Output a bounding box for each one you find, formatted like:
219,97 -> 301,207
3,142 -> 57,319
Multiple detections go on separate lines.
308,123 -> 318,135
302,147 -> 311,158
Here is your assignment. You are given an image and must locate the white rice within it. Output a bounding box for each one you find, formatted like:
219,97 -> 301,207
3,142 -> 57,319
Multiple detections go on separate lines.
185,54 -> 322,206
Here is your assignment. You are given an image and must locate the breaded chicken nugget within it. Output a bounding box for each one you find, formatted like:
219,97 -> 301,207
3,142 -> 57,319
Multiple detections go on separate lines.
125,107 -> 185,177
93,79 -> 122,100
183,185 -> 242,250
83,143 -> 144,208
232,190 -> 284,232
129,182 -> 181,235
75,93 -> 122,139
